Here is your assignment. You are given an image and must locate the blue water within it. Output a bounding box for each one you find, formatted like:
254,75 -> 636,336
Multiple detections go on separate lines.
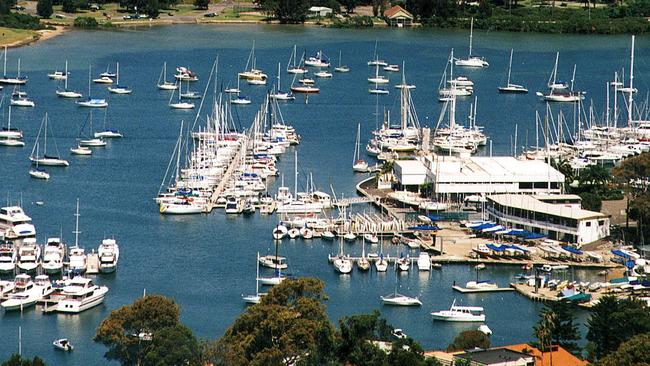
0,25 -> 640,364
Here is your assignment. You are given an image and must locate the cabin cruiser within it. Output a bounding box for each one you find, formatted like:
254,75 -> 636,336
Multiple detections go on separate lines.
431,300 -> 486,322
380,292 -> 422,306
42,238 -> 65,274
68,246 -> 87,272
17,238 -> 40,272
417,252 -> 431,271
98,239 -> 119,273
1,274 -> 53,311
0,243 -> 16,273
465,280 -> 498,290
304,51 -> 330,68
0,206 -> 36,238
259,255 -> 288,270
56,277 -> 109,313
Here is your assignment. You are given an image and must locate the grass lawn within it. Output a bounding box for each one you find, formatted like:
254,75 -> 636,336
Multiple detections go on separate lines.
0,27 -> 38,46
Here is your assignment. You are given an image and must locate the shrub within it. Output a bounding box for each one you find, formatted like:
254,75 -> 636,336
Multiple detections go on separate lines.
73,16 -> 98,27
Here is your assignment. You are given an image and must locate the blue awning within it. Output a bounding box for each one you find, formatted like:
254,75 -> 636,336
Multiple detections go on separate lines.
486,243 -> 505,252
408,224 -> 439,231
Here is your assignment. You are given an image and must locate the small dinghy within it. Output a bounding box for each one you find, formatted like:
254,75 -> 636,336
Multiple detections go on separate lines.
53,338 -> 74,352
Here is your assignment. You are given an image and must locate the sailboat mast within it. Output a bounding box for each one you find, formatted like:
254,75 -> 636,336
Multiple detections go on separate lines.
17,58 -> 20,78
44,113 -> 48,155
3,46 -> 6,77
468,18 -> 474,57
74,198 -> 80,247
507,49 -> 513,86
64,60 -> 68,90
628,35 -> 635,128
294,150 -> 298,198
116,62 -> 120,85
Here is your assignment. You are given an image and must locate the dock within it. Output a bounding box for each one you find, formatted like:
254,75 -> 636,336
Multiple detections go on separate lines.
205,136 -> 248,212
452,285 -> 515,293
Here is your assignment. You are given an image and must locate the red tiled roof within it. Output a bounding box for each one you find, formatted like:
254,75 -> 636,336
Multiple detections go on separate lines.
383,5 -> 412,19
502,344 -> 590,366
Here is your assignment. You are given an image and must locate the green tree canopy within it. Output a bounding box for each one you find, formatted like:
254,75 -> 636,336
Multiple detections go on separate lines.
36,0 -> 53,18
256,0 -> 310,23
94,294 -> 200,366
447,330 -> 490,352
597,333 -> 650,366
1,354 -> 46,366
587,296 -> 650,361
193,0 -> 209,9
532,300 -> 581,354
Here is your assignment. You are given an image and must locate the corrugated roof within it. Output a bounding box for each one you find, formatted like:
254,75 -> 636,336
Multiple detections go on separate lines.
489,194 -> 608,221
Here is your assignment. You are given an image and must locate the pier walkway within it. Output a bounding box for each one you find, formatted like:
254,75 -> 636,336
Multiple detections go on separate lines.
206,136 -> 248,212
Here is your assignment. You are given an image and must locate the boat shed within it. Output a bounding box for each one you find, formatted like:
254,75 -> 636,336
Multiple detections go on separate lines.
308,6 -> 332,17
486,194 -> 610,245
383,5 -> 413,27
393,160 -> 429,187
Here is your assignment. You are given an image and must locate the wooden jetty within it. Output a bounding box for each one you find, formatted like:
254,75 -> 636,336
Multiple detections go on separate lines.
205,136 -> 248,213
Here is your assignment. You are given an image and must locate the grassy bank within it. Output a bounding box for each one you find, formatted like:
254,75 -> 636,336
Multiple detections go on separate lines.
0,26 -> 38,46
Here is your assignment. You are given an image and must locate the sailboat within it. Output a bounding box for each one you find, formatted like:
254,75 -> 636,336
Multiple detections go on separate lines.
368,64 -> 389,84
94,108 -> 123,138
368,41 -> 388,66
100,65 -> 116,78
454,18 -> 489,68
157,62 -> 178,90
334,50 -> 350,73
68,199 -> 88,273
107,62 -> 132,94
546,52 -> 568,90
229,76 -> 251,105
238,41 -> 267,82
375,239 -> 388,272
290,73 -> 319,94
537,64 -> 585,102
56,61 -> 83,98
380,275 -> 422,306
180,80 -> 201,99
10,85 -> 34,107
169,82 -> 195,109
258,241 -> 287,285
77,110 -> 107,148
77,66 -> 108,108
28,151 -> 50,179
332,237 -> 352,274
395,62 -> 416,89
357,236 -> 370,271
352,123 -> 368,172
0,47 -> 28,85
287,45 -> 308,74
314,67 -> 333,78
498,49 -> 528,93
0,105 -> 25,147
304,50 -> 330,68
243,252 -> 265,304
29,113 -> 69,166
270,62 -> 295,101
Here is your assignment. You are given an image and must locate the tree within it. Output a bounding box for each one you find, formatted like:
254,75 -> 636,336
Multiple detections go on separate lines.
62,0 -> 76,13
580,192 -> 602,211
210,278 -> 336,365
36,0 -> 53,18
94,295 -> 200,366
2,354 -> 46,366
586,296 -> 650,361
577,165 -> 611,192
256,0 -> 309,23
533,300 -> 581,354
597,333 -> 650,366
193,0 -> 209,9
339,0 -> 357,13
447,330 -> 490,352
145,0 -> 159,18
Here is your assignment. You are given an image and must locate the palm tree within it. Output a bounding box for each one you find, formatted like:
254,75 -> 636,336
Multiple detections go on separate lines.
534,309 -> 557,366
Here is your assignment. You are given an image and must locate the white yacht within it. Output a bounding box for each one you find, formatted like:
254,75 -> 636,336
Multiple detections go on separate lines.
68,247 -> 87,273
304,51 -> 330,67
17,238 -> 41,272
56,277 -> 109,313
42,237 -> 65,274
98,238 -> 119,273
380,292 -> 422,306
0,206 -> 36,238
0,243 -> 16,273
465,280 -> 498,290
454,18 -> 489,68
1,274 -> 53,311
431,300 -> 486,322
259,254 -> 288,270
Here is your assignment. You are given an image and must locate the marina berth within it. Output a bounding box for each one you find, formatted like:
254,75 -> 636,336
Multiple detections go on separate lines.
17,238 -> 41,272
42,237 -> 65,274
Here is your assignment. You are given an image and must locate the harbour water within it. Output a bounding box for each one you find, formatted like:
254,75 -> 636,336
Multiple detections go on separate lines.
0,25 -> 641,364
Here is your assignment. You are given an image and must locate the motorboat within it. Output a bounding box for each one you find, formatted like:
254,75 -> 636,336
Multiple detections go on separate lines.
230,96 -> 252,105
79,137 -> 107,147
363,233 -> 379,244
159,200 -> 203,214
92,76 -> 113,84
68,246 -> 87,273
56,277 -> 109,313
94,129 -> 122,138
314,70 -> 332,78
17,238 -> 40,272
0,243 -> 16,273
431,300 -> 486,322
417,252 -> 431,271
53,339 -> 74,352
42,237 -> 65,274
393,329 -> 407,339
380,292 -> 422,306
465,280 -> 498,290
224,197 -> 243,214
169,101 -> 195,109
0,138 -> 25,147
98,238 -> 119,273
384,64 -> 400,72
48,70 -> 68,80
175,66 -> 198,82
0,205 -> 36,238
1,274 -> 53,311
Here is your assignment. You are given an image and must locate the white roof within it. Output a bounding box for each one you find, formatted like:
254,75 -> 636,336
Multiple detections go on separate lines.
393,160 -> 428,185
489,194 -> 608,221
425,156 -> 564,183
309,6 -> 332,11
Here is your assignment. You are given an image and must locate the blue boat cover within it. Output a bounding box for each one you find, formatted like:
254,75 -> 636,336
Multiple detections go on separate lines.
408,224 -> 439,231
562,246 -> 583,255
524,233 -> 546,240
486,243 -> 505,252
611,250 -> 632,260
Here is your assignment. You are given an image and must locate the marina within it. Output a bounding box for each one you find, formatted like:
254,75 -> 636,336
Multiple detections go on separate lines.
1,24 -> 650,364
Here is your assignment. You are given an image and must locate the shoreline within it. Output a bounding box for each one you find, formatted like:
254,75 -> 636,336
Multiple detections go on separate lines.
0,25 -> 67,48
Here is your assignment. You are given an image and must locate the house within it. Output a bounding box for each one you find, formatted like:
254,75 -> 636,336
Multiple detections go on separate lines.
501,344 -> 589,366
308,6 -> 332,17
383,5 -> 413,27
454,348 -> 535,366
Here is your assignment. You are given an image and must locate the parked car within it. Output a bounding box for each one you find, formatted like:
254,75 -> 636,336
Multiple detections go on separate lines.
204,12 -> 217,17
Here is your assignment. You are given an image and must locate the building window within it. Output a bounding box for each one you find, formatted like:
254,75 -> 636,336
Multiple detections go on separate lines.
598,220 -> 605,226
585,222 -> 591,227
